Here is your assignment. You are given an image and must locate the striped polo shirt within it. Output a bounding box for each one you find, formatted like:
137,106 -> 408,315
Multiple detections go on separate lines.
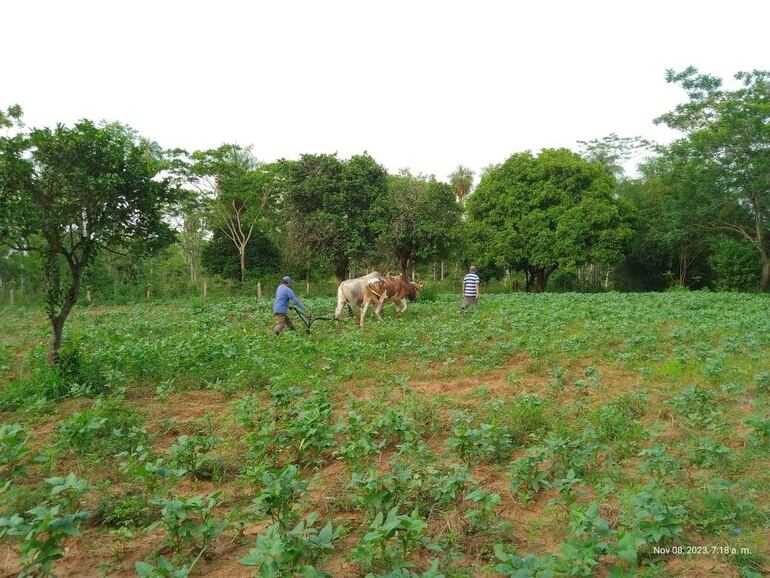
463,272 -> 480,296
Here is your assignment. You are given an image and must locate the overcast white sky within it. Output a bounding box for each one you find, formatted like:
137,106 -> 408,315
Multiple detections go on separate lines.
2,0 -> 768,181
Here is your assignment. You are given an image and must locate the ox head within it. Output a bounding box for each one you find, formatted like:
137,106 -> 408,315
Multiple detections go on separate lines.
406,282 -> 422,300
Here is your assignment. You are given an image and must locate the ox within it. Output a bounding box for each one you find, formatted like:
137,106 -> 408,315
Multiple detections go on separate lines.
370,274 -> 420,319
334,271 -> 389,327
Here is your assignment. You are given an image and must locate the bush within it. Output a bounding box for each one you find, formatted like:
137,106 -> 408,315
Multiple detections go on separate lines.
709,238 -> 762,291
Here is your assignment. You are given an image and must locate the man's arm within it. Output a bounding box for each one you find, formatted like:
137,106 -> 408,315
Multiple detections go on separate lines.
288,289 -> 305,311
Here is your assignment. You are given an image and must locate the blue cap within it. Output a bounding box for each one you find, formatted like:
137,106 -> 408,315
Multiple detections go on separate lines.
282,276 -> 293,283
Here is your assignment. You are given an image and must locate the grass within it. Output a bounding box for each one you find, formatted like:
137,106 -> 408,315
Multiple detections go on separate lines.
0,292 -> 769,576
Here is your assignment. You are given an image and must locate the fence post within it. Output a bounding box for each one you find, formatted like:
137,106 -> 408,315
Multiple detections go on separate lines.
146,287 -> 151,300
306,275 -> 310,295
9,289 -> 14,307
257,282 -> 262,299
86,290 -> 92,303
203,279 -> 208,299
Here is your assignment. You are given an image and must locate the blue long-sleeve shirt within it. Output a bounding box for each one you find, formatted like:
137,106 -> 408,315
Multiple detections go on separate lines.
273,284 -> 304,314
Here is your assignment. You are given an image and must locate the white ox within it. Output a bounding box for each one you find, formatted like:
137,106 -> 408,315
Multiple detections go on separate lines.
334,271 -> 389,327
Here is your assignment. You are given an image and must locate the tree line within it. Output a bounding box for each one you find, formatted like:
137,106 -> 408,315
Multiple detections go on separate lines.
1,67 -> 769,361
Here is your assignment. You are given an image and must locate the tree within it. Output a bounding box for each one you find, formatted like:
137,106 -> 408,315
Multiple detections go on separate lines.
466,149 -> 632,292
188,145 -> 279,284
655,67 -> 770,291
0,117 -> 177,362
449,165 -> 475,200
380,170 -> 461,277
282,153 -> 388,283
577,134 -> 652,178
201,228 -> 280,281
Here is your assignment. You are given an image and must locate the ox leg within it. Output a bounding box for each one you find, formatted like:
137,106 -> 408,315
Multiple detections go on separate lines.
374,299 -> 384,321
360,300 -> 370,327
334,299 -> 345,320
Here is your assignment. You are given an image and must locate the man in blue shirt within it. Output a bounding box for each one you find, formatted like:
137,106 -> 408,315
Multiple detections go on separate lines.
273,276 -> 306,335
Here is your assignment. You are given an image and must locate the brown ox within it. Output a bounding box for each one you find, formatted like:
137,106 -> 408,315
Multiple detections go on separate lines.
369,274 -> 420,319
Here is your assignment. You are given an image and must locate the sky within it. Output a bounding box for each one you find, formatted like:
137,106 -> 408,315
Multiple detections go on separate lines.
2,0 -> 769,182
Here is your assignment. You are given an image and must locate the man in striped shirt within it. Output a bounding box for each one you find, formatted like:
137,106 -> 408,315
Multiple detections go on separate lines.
461,266 -> 480,311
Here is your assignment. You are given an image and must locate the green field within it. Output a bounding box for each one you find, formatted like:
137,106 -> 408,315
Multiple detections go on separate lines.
1,293 -> 769,577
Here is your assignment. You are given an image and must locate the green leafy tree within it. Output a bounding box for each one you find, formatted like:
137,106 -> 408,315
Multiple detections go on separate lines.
655,67 -> 770,291
380,171 -> 461,277
467,149 -> 632,292
201,228 -> 280,281
623,157 -> 714,288
188,145 -> 280,283
0,116 -> 177,362
283,152 -> 388,283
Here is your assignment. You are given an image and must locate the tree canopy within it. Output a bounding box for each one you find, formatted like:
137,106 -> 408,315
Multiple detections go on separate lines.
282,153 -> 388,282
379,170 -> 461,276
655,67 -> 770,291
467,148 -> 633,291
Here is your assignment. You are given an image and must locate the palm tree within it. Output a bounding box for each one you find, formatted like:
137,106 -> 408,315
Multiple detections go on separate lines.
448,165 -> 474,201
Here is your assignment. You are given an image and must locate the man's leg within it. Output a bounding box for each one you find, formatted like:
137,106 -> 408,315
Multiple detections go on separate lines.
273,314 -> 288,335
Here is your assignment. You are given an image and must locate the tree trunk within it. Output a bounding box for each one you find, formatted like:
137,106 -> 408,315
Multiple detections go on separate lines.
440,260 -> 445,280
239,246 -> 246,284
400,257 -> 410,278
761,255 -> 769,292
334,260 -> 349,284
47,292 -> 77,365
530,266 -> 556,293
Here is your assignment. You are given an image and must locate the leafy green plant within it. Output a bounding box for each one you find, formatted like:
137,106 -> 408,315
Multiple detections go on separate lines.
95,492 -> 156,529
45,473 -> 89,511
621,483 -> 686,548
638,445 -> 681,478
119,446 -> 187,496
464,489 -> 507,535
135,556 -> 192,578
353,507 -> 441,573
251,464 -> 308,529
168,433 -> 222,477
149,492 -> 227,554
0,423 -> 31,478
240,512 -> 341,577
746,415 -> 770,449
509,449 -> 551,501
754,371 -> 770,393
667,384 -> 722,428
445,411 -> 513,463
0,505 -> 91,577
690,439 -> 732,469
54,397 -> 148,457
494,544 -> 557,577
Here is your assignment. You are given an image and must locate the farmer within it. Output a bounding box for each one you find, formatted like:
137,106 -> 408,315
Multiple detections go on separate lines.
273,276 -> 307,335
461,265 -> 480,311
